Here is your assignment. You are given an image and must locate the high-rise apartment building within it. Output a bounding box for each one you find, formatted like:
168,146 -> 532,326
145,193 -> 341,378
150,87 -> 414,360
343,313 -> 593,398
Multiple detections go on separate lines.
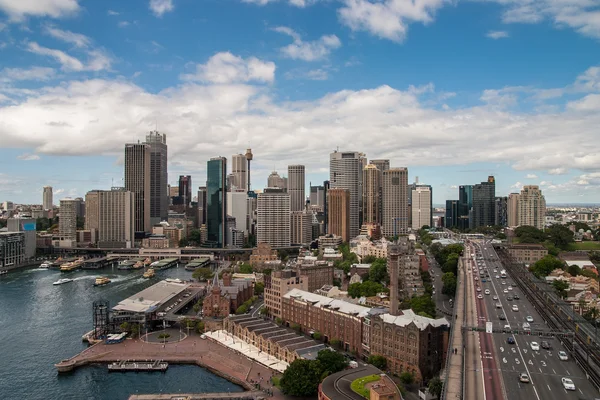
43,186 -> 53,210
197,187 -> 207,227
288,165 -> 305,212
382,168 -> 409,236
472,176 -> 495,228
327,188 -> 350,242
291,210 -> 312,245
330,151 -> 366,238
178,175 -> 192,207
59,198 -> 78,247
256,188 -> 290,247
408,179 -> 433,228
445,200 -> 459,229
309,184 -> 325,211
370,159 -> 389,218
267,171 -> 287,190
206,157 -> 227,248
507,193 -> 520,227
411,187 -> 432,230
227,191 -> 248,235
86,188 -> 135,248
124,142 -> 151,234
231,154 -> 247,192
495,196 -> 508,227
363,164 -> 381,225
85,191 -> 100,232
145,130 -> 168,225
458,185 -> 473,230
518,185 -> 546,230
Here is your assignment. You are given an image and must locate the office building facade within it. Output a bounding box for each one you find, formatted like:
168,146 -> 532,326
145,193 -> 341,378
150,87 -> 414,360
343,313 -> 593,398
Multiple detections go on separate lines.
86,188 -> 135,248
124,142 -> 151,234
43,186 -> 53,210
495,196 -> 508,227
507,193 -> 520,227
267,171 -> 287,189
471,176 -> 495,228
445,200 -> 459,229
231,153 -> 247,192
518,185 -> 546,230
362,164 -> 381,225
206,157 -> 227,248
59,198 -> 79,247
145,130 -> 168,225
382,168 -> 409,236
330,151 -> 366,238
310,184 -> 325,212
178,175 -> 192,207
256,188 -> 291,247
327,188 -> 350,242
411,186 -> 431,230
288,165 -> 305,212
291,210 -> 312,245
458,185 -> 473,230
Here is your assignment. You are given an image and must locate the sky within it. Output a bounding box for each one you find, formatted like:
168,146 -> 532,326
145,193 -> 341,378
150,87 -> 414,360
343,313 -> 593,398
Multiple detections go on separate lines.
0,0 -> 599,206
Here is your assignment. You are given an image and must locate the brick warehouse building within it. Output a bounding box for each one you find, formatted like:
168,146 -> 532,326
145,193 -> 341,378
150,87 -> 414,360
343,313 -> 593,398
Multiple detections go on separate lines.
203,273 -> 253,318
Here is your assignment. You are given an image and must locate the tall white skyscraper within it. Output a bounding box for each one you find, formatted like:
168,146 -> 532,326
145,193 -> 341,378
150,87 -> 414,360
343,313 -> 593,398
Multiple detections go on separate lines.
43,186 -> 53,210
231,154 -> 247,192
59,198 -> 79,247
411,186 -> 432,230
330,151 -> 366,238
288,165 -> 305,212
518,185 -> 546,230
382,168 -> 409,236
256,188 -> 290,247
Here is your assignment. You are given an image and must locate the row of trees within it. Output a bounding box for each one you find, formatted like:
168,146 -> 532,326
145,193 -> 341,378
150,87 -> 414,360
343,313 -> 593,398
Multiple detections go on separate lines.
429,242 -> 463,297
514,225 -> 575,253
279,349 -> 348,396
235,296 -> 258,314
347,257 -> 390,298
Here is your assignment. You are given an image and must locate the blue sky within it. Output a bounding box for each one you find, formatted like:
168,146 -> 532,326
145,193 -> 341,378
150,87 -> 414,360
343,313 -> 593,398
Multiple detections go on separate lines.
1,0 -> 599,205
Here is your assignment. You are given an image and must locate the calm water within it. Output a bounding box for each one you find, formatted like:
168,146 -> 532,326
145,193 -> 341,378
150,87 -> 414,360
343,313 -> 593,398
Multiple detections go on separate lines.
0,264 -> 243,400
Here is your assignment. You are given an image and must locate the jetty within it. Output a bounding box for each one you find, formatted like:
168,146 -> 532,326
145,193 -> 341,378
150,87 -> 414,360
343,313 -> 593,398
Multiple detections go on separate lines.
184,256 -> 212,271
151,258 -> 178,270
108,360 -> 168,372
128,392 -> 266,400
81,257 -> 117,270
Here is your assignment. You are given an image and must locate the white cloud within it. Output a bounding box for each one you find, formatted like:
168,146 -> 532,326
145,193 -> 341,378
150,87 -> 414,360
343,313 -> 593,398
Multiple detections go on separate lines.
0,0 -> 79,20
241,0 -> 315,6
0,66 -> 55,82
180,52 -> 275,84
273,27 -> 341,61
107,10 -> 119,16
16,153 -> 40,160
118,21 -> 130,28
450,185 -> 458,189
25,42 -> 111,72
526,173 -> 537,179
0,22 -> 6,31
337,0 -> 448,42
149,0 -> 174,17
486,30 -> 509,39
285,68 -> 330,80
548,168 -> 568,175
511,181 -> 523,190
44,26 -> 91,47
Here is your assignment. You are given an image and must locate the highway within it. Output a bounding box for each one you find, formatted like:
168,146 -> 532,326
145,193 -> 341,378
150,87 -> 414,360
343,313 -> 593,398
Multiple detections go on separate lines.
470,239 -> 598,399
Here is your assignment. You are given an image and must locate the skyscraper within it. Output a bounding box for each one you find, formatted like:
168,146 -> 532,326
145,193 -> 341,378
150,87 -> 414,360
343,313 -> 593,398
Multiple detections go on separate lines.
370,159 -> 389,219
291,210 -> 312,245
327,188 -> 350,242
178,175 -> 192,207
518,185 -> 546,230
362,164 -> 381,225
267,171 -> 287,189
411,186 -> 431,229
370,159 -> 390,172
206,157 -> 227,248
330,151 -> 366,238
458,185 -> 473,230
124,142 -> 151,234
309,184 -> 325,211
256,188 -> 291,247
145,130 -> 168,225
382,168 -> 409,236
86,188 -> 135,248
409,179 -> 433,228
288,165 -> 305,212
507,193 -> 520,227
231,154 -> 247,192
43,186 -> 53,210
445,200 -> 459,228
197,186 -> 207,227
472,176 -> 496,228
59,198 -> 78,247
495,196 -> 508,227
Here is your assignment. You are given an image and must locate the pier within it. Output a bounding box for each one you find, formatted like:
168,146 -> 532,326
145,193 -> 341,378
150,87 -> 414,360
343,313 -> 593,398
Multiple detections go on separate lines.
108,360 -> 168,372
128,393 -> 266,400
82,257 -> 117,270
184,256 -> 212,271
152,258 -> 179,270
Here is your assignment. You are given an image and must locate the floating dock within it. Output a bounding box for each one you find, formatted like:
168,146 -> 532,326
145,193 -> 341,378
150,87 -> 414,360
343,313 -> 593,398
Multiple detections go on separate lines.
108,360 -> 168,372
151,258 -> 178,270
184,256 -> 212,271
81,257 -> 116,270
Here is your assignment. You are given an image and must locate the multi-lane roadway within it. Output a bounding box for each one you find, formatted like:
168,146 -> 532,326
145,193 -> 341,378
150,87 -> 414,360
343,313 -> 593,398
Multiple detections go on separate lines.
469,240 -> 598,399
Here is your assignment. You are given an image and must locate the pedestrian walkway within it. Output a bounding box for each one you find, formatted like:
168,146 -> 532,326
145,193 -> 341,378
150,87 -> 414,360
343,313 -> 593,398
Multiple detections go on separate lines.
442,257 -> 466,399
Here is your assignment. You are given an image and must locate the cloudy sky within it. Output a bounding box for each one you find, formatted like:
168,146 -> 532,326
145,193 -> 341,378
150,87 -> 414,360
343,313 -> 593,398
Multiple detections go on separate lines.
0,0 -> 599,205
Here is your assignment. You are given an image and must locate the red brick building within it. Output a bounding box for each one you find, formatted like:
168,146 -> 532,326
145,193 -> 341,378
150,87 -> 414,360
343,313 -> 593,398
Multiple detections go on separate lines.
202,273 -> 253,318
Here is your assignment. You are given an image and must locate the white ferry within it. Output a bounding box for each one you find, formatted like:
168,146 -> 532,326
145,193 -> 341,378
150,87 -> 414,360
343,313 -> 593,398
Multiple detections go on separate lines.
53,278 -> 74,285
39,261 -> 52,269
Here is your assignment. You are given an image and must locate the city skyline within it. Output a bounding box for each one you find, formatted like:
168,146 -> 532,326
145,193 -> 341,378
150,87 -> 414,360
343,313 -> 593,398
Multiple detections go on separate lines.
1,1 -> 600,204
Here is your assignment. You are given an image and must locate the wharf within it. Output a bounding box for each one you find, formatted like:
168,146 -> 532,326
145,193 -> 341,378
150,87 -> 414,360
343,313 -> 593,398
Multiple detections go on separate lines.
152,258 -> 179,270
108,360 -> 168,372
128,392 -> 266,400
184,256 -> 212,271
82,257 -> 116,270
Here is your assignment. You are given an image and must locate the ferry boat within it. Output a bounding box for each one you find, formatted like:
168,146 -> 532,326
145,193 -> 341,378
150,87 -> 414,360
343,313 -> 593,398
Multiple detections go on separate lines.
117,260 -> 136,270
60,258 -> 84,272
53,278 -> 73,285
93,277 -> 111,286
39,261 -> 52,269
143,268 -> 155,279
132,260 -> 144,270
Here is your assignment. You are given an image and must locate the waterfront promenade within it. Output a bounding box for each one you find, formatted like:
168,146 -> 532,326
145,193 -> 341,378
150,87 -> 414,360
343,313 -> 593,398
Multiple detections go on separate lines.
55,330 -> 292,400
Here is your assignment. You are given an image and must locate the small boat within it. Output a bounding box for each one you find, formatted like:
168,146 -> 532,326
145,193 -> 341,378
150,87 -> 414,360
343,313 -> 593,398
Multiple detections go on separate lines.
143,268 -> 155,279
132,261 -> 144,270
53,278 -> 73,285
39,261 -> 51,269
117,260 -> 136,270
94,277 -> 111,286
0,270 -> 8,276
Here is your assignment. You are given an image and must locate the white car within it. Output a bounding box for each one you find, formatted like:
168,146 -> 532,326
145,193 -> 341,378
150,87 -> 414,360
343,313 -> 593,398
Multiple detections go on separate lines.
501,281 -> 507,285
477,287 -> 482,292
493,295 -> 498,300
496,275 -> 500,279
512,305 -> 519,312
485,289 -> 491,295
508,286 -> 513,291
496,302 -> 502,308
558,351 -> 568,361
526,316 -> 534,323
562,377 -> 576,391
504,289 -> 509,294
494,269 -> 498,273
530,342 -> 540,351
477,294 -> 483,299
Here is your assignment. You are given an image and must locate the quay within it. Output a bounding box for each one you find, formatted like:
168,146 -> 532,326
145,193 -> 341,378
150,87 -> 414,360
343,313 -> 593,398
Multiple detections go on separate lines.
128,392 -> 266,400
82,257 -> 117,270
152,258 -> 179,270
108,360 -> 168,372
184,256 -> 212,271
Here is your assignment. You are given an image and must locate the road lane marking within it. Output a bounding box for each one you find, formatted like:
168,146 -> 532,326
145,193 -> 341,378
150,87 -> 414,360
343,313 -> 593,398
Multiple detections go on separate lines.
566,369 -> 570,375
552,369 -> 556,374
547,385 -> 551,391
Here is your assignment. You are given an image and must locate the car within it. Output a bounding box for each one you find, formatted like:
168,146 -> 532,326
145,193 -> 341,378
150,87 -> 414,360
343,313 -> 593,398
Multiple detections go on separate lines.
485,289 -> 490,295
541,341 -> 551,350
200,334 -> 207,339
558,351 -> 568,361
526,316 -> 533,323
496,302 -> 502,308
562,377 -> 576,391
496,275 -> 500,279
481,279 -> 487,283
507,337 -> 515,344
494,269 -> 498,273
513,294 -> 520,300
499,314 -> 506,320
477,287 -> 482,292
502,281 -> 507,285
474,277 -> 479,281
504,289 -> 509,294
508,286 -> 513,291
477,294 -> 483,299
522,322 -> 531,331
530,342 -> 540,351
493,295 -> 498,300
512,305 -> 519,312
519,372 -> 530,383
507,296 -> 513,301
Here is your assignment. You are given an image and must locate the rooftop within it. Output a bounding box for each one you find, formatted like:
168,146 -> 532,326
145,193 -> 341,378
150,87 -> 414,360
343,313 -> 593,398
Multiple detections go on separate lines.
284,289 -> 371,317
380,309 -> 449,330
113,280 -> 189,313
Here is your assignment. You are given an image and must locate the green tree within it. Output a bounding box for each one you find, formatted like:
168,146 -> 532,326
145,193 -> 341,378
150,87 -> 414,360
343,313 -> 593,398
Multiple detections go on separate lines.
254,281 -> 264,295
316,349 -> 348,376
120,321 -> 130,332
361,281 -> 384,297
567,264 -> 581,277
239,263 -> 253,274
590,251 -> 600,265
530,255 -> 564,278
348,282 -> 362,298
130,323 -> 140,338
428,377 -> 443,398
399,371 -> 414,385
313,331 -> 322,340
409,295 -> 436,318
329,339 -> 342,349
236,304 -> 249,314
363,255 -> 377,264
441,272 -> 457,296
280,359 -> 323,396
514,225 -> 546,244
552,279 -> 570,298
369,258 -> 389,283
188,229 -> 202,245
442,253 -> 459,275
546,224 -> 574,249
196,321 -> 205,334
367,355 -> 387,370
192,267 -> 214,281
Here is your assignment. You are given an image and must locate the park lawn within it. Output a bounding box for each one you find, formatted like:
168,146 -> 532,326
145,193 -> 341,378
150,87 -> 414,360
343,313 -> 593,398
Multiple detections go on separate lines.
569,242 -> 600,250
350,374 -> 380,399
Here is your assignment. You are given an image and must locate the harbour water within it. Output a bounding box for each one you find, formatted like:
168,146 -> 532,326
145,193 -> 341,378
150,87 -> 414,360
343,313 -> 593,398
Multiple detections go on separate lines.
0,264 -> 243,400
